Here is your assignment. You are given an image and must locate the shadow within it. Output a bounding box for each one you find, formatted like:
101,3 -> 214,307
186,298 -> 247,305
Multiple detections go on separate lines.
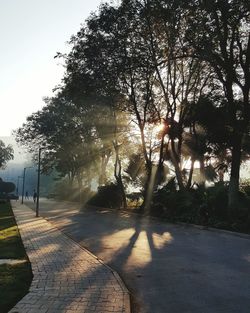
19,199 -> 250,313
11,202 -> 128,313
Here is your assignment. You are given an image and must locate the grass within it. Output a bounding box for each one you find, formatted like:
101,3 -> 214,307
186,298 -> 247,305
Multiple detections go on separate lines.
0,201 -> 32,313
0,263 -> 32,313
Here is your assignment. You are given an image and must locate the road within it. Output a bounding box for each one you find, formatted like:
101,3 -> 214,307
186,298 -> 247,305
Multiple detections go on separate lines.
24,198 -> 250,313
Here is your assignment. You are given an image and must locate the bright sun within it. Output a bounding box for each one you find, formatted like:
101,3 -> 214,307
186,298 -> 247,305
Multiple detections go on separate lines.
155,123 -> 165,133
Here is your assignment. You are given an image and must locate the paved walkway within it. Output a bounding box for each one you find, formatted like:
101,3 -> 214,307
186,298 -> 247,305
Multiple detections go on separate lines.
9,202 -> 130,313
24,198 -> 250,313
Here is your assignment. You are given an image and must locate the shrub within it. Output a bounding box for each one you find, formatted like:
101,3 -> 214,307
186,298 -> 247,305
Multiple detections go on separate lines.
0,179 -> 15,196
240,179 -> 250,197
87,183 -> 123,209
152,186 -> 199,221
151,181 -> 250,233
205,182 -> 228,220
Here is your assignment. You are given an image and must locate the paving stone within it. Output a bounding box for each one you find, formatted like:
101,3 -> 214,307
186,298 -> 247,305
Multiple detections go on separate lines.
8,203 -> 128,313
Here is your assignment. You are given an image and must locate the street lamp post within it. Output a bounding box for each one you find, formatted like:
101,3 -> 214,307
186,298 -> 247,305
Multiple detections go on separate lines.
21,167 -> 32,204
36,148 -> 43,217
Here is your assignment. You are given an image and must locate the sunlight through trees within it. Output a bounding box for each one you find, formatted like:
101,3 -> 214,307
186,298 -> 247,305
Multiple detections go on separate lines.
14,0 -> 250,230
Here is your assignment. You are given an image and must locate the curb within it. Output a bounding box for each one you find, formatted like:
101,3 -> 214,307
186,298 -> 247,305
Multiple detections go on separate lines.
85,204 -> 250,240
176,221 -> 250,240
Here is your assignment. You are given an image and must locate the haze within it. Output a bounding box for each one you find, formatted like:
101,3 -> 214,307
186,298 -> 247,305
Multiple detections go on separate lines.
0,0 -> 103,136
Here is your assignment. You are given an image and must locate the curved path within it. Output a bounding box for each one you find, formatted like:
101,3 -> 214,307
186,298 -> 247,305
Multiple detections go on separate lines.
24,198 -> 250,313
10,202 -> 130,313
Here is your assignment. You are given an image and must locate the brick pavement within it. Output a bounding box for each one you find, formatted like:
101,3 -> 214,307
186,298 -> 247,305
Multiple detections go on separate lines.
9,202 -> 130,313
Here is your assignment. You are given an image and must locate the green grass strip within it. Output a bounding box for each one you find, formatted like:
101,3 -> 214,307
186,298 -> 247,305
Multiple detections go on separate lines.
0,202 -> 32,313
0,262 -> 32,313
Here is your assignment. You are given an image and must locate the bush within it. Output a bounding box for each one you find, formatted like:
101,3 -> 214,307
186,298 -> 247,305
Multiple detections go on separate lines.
151,181 -> 250,233
240,179 -> 250,197
152,186 -> 200,221
205,182 -> 228,220
0,179 -> 16,199
87,183 -> 123,209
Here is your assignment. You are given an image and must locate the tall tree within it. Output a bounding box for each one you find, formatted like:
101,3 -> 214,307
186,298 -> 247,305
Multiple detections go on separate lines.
183,0 -> 250,211
63,2 -> 160,206
143,0 -> 214,190
15,94 -> 100,188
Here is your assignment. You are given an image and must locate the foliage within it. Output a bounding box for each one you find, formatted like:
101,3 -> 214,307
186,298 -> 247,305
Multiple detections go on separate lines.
124,153 -> 147,188
14,0 -> 250,212
183,0 -> 250,209
240,179 -> 250,197
0,179 -> 15,195
0,140 -> 14,169
152,182 -> 250,233
87,183 -> 123,209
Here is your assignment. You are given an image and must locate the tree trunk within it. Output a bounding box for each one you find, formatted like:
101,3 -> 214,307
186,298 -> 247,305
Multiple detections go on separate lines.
142,164 -> 154,212
187,159 -> 195,189
77,174 -> 83,203
68,172 -> 74,186
155,134 -> 165,187
170,139 -> 184,190
99,151 -> 110,186
139,126 -> 151,170
113,140 -> 127,210
199,156 -> 205,187
138,125 -> 154,211
117,176 -> 127,210
228,132 -> 242,212
218,170 -> 224,182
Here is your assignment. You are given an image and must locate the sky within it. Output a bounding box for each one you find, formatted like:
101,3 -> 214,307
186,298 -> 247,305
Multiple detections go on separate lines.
0,0 -> 104,137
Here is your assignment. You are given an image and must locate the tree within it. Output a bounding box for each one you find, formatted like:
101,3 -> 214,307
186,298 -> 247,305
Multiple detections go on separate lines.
59,0 -> 225,207
183,0 -> 250,211
135,0 -> 212,195
15,0 -> 250,213
15,95 -> 101,188
0,179 -> 15,194
62,2 -> 160,207
0,140 -> 14,169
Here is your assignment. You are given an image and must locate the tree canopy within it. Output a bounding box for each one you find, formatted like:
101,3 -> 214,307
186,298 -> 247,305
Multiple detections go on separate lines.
15,0 -> 250,215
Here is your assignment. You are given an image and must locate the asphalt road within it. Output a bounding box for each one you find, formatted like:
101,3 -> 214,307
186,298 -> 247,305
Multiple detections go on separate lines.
24,198 -> 250,313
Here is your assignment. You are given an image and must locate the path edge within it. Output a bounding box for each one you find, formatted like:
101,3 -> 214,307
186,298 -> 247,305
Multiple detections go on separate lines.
12,202 -> 131,313
43,215 -> 132,313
